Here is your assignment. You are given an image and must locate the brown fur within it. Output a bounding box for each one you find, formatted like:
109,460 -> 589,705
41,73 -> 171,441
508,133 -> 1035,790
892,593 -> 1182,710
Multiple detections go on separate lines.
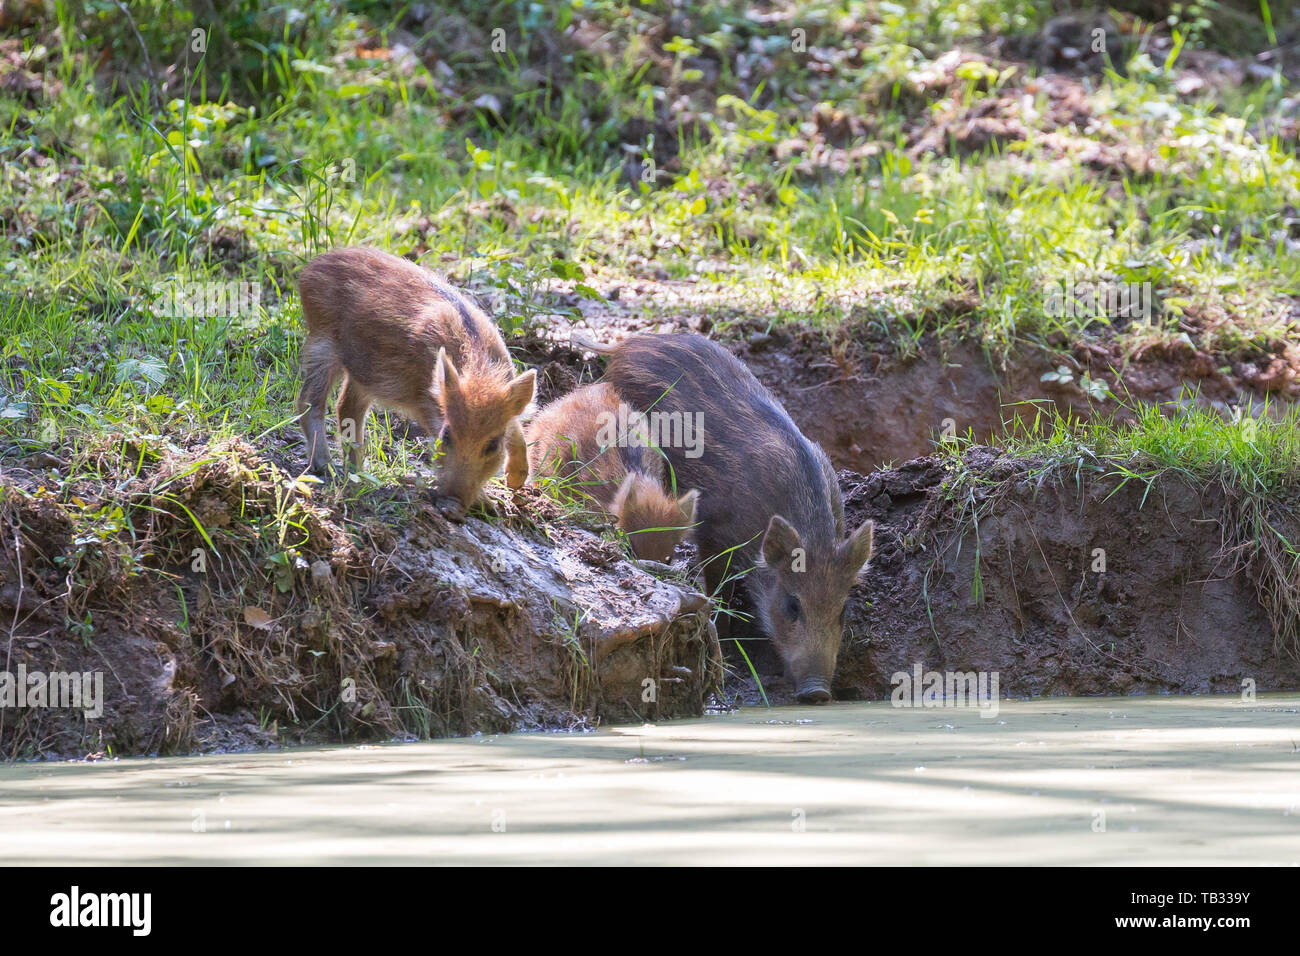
296,248 -> 534,512
527,383 -> 698,562
595,333 -> 873,702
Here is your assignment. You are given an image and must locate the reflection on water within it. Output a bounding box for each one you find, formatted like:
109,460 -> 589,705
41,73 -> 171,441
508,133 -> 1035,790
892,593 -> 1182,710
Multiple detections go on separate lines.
2,696 -> 1298,865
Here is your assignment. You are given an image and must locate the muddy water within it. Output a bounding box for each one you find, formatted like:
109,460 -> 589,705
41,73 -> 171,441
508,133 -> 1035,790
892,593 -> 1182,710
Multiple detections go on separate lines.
2,696 -> 1298,865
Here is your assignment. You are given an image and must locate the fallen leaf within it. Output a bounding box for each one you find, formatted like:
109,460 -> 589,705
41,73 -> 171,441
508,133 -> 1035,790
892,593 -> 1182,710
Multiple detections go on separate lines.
243,606 -> 274,629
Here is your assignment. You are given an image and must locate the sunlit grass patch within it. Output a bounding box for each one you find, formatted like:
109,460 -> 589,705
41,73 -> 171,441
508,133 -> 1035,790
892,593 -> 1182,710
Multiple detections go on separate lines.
998,397 -> 1300,493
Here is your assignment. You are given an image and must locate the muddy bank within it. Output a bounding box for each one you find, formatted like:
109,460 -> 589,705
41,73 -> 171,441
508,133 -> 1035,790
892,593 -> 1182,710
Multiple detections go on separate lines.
0,441 -> 717,760
5,438 -> 1300,762
741,336 -> 1074,471
831,448 -> 1300,700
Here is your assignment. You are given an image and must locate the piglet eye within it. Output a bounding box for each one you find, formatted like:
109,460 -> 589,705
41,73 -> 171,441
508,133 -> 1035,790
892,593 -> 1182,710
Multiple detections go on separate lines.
784,594 -> 802,621
484,437 -> 501,455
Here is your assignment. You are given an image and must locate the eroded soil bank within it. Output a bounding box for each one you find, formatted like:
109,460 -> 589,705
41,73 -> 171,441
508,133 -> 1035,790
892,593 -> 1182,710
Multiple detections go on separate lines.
0,441 -> 717,760
3,696 -> 1298,866
834,448 -> 1300,701
4,441 -> 1300,760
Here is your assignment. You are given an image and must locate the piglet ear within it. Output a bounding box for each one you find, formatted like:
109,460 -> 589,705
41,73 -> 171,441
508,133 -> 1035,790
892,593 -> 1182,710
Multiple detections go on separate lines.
434,347 -> 460,411
611,472 -> 638,517
760,514 -> 802,570
841,518 -> 874,576
676,489 -> 700,528
506,368 -> 537,419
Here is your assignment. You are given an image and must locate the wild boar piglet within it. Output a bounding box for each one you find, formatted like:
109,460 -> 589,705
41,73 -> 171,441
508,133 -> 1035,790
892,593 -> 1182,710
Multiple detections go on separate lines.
297,247 -> 535,514
528,382 -> 698,562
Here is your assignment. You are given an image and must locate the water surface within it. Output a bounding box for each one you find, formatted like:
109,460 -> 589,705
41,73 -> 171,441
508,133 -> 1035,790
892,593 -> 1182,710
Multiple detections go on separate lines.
3,696 -> 1298,865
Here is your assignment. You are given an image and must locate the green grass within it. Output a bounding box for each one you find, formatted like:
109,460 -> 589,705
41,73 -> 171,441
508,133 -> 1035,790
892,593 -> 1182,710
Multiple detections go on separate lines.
997,396 -> 1300,493
1,0 -> 1298,489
